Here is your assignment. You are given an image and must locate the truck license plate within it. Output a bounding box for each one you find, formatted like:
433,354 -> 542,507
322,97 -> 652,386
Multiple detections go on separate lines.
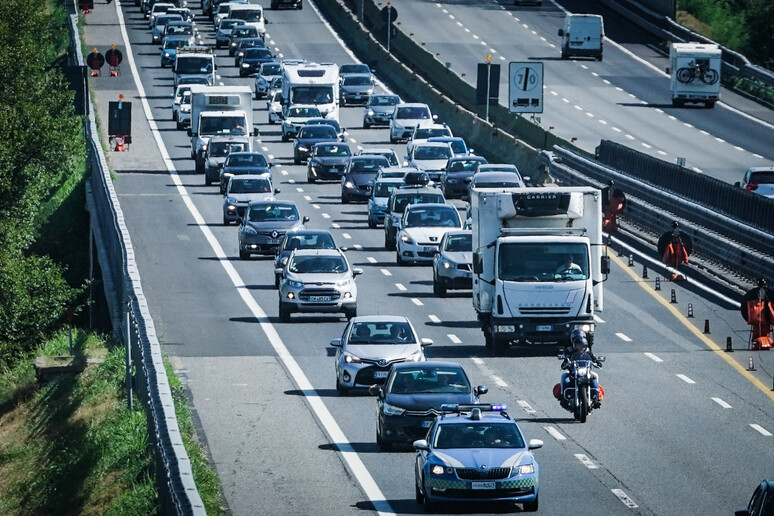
309,296 -> 331,302
472,482 -> 496,490
374,371 -> 389,379
536,325 -> 553,332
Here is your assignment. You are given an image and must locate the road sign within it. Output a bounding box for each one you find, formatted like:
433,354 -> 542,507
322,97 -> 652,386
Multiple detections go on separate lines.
509,62 -> 543,113
476,63 -> 500,106
380,5 -> 398,23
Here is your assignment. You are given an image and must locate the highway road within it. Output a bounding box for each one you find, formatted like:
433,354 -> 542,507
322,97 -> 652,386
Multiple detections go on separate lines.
389,0 -> 774,181
83,1 -> 774,514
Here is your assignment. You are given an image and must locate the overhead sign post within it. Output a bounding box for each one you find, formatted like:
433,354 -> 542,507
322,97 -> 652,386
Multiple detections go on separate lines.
476,56 -> 500,123
381,3 -> 398,53
509,62 -> 543,114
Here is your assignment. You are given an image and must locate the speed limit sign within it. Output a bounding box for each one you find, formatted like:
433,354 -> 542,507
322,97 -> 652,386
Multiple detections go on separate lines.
509,62 -> 543,113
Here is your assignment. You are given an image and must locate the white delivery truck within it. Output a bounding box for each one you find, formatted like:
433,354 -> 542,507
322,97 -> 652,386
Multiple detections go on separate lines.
188,85 -> 255,173
227,3 -> 266,38
668,42 -> 721,108
558,14 -> 604,61
281,62 -> 340,121
471,187 -> 609,355
173,47 -> 216,88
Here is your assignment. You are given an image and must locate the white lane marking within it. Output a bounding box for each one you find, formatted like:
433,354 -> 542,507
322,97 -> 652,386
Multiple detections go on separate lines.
312,204 -> 320,210
593,314 -> 605,323
447,334 -> 461,344
693,167 -> 703,173
411,298 -> 424,306
517,400 -> 536,415
456,21 -> 463,27
750,424 -> 773,436
574,105 -> 583,111
261,146 -> 269,152
644,352 -> 663,363
395,283 -> 407,291
611,489 -> 639,508
612,127 -> 622,132
353,244 -> 362,250
381,268 -> 392,276
641,142 -> 652,149
296,187 -> 304,193
367,257 -> 377,263
321,213 -> 330,219
342,233 -> 352,239
657,150 -> 668,156
677,374 -> 695,384
331,223 -> 340,229
625,134 -> 635,140
616,333 -> 632,342
281,170 -> 288,176
492,376 -> 508,387
112,4 -> 393,514
544,426 -> 566,441
599,119 -> 608,125
711,397 -> 732,409
289,179 -> 296,184
575,454 -> 598,469
429,314 -> 441,323
471,357 -> 484,365
304,195 -> 312,201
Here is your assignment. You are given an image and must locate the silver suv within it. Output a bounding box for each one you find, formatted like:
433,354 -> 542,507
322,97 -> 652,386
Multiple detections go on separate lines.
277,249 -> 362,322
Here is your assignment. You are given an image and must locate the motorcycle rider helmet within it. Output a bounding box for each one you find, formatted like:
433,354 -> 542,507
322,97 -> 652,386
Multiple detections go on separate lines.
570,329 -> 588,352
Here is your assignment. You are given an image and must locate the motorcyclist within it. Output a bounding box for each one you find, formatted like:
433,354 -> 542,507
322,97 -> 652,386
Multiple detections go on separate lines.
560,329 -> 602,407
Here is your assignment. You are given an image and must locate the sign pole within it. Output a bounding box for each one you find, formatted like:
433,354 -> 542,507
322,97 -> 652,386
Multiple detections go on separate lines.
387,3 -> 392,54
485,55 -> 492,123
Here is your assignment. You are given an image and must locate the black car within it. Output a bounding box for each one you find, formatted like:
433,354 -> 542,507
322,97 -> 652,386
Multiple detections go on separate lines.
238,200 -> 309,259
307,143 -> 352,183
736,480 -> 774,516
371,361 -> 487,450
305,118 -> 346,142
219,152 -> 272,194
340,155 -> 390,204
234,37 -> 267,65
273,229 -> 338,288
229,25 -> 260,56
293,125 -> 339,164
239,48 -> 274,77
440,155 -> 488,199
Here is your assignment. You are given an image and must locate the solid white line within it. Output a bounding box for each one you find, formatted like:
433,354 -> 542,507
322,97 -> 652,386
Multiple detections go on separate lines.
517,400 -> 536,415
395,283 -> 407,291
114,2 -> 393,512
492,376 -> 508,388
544,426 -> 566,441
367,257 -> 377,263
447,334 -> 461,344
676,374 -> 695,384
380,268 -> 392,276
429,315 -> 441,323
750,424 -> 773,436
574,454 -> 598,469
615,332 -> 632,342
644,352 -> 663,363
411,298 -> 424,306
711,397 -> 732,409
611,489 -> 639,508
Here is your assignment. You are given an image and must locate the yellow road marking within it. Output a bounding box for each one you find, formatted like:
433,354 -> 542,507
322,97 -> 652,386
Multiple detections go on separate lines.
610,253 -> 774,402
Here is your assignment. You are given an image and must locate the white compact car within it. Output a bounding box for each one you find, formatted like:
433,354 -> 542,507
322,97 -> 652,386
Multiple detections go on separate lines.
390,103 -> 435,143
396,203 -> 461,265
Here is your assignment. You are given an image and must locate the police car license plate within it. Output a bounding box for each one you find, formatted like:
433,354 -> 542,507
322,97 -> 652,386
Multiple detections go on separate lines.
472,482 -> 496,490
309,296 -> 331,302
421,420 -> 433,428
374,371 -> 389,379
536,325 -> 553,331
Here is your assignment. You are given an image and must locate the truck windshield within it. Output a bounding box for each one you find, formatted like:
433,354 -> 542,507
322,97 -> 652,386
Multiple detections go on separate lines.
200,116 -> 247,135
176,57 -> 212,74
291,86 -> 334,104
498,243 -> 589,281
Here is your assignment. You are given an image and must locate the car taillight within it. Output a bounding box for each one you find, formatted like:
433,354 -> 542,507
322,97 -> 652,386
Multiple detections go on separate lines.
747,183 -> 759,191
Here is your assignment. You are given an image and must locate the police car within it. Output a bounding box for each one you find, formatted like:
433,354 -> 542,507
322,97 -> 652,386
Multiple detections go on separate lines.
413,404 -> 542,511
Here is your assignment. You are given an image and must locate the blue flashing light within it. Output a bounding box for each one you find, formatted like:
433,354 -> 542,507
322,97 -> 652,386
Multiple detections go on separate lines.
440,404 -> 458,411
490,404 -> 507,412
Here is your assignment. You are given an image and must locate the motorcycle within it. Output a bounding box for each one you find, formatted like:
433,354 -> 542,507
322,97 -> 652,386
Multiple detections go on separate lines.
553,354 -> 606,423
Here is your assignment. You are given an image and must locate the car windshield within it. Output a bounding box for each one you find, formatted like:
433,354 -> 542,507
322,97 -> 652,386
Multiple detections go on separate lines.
387,367 -> 470,394
369,151 -> 398,166
226,154 -> 268,167
316,145 -> 350,157
445,234 -> 471,252
181,92 -> 191,103
370,95 -> 399,107
220,20 -> 243,29
393,193 -> 444,212
167,25 -> 192,35
230,10 -> 262,22
229,178 -> 271,194
348,321 -> 416,344
448,140 -> 467,154
209,142 -> 245,157
416,127 -> 450,139
414,146 -> 451,160
248,204 -> 299,222
374,182 -> 397,197
261,63 -> 281,75
448,159 -> 484,172
288,107 -> 321,117
300,126 -> 337,139
433,423 -> 525,449
164,39 -> 188,48
350,158 -> 387,173
397,107 -> 430,119
343,76 -> 372,86
309,119 -> 341,131
176,57 -> 213,74
340,64 -> 370,74
245,48 -> 272,58
405,207 -> 460,228
240,39 -> 266,49
498,243 -> 589,281
750,171 -> 774,184
289,255 -> 347,274
283,233 -> 336,250
233,27 -> 257,37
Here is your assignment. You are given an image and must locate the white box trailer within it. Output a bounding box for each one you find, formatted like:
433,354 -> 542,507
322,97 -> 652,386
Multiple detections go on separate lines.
470,187 -> 609,355
668,42 -> 721,108
281,62 -> 340,121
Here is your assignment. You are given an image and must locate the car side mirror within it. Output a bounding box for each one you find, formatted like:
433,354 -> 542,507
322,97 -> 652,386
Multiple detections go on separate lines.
432,114 -> 438,121
254,128 -> 259,136
413,439 -> 429,451
460,195 -> 470,202
274,188 -> 281,194
600,255 -> 610,275
558,353 -> 566,360
421,338 -> 433,346
352,268 -> 364,276
474,385 -> 488,396
558,29 -> 564,36
665,67 -> 670,74
274,267 -> 284,276
302,216 -> 310,223
528,439 -> 543,450
330,338 -> 342,347
368,384 -> 382,396
187,129 -> 192,137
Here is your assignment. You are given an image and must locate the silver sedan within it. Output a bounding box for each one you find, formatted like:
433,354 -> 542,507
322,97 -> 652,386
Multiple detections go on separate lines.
432,230 -> 473,296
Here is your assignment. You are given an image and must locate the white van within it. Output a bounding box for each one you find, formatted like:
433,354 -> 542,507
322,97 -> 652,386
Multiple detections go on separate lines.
558,14 -> 604,61
227,4 -> 265,38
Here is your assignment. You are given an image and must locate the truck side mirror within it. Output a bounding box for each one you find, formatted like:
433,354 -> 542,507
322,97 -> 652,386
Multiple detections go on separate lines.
473,250 -> 483,275
665,67 -> 670,74
734,181 -> 741,187
558,29 -> 564,36
187,129 -> 192,137
254,128 -> 259,136
600,255 -> 610,275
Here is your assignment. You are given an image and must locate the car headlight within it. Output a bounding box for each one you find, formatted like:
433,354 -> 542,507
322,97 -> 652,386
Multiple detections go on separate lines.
200,144 -> 208,152
343,352 -> 361,364
430,464 -> 445,476
366,89 -> 374,95
344,181 -> 354,189
367,109 -> 374,116
242,63 -> 250,68
231,42 -> 237,47
401,234 -> 413,244
227,204 -> 237,211
442,260 -> 453,269
382,402 -> 405,416
335,278 -> 351,287
286,279 -> 304,288
163,52 -> 170,57
297,145 -> 308,152
572,323 -> 594,333
242,226 -> 257,235
518,463 -> 534,475
181,106 -> 190,113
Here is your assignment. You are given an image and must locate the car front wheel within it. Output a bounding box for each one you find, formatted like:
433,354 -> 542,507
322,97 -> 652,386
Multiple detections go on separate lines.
279,302 -> 292,323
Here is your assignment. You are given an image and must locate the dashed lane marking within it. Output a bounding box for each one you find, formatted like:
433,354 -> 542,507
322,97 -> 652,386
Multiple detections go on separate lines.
395,283 -> 407,291
616,333 -> 632,342
367,257 -> 377,263
676,374 -> 695,384
575,454 -> 598,469
544,426 -> 566,440
447,334 -> 461,344
492,376 -> 507,387
750,424 -> 772,436
711,397 -> 731,409
517,400 -> 536,415
411,298 -> 424,306
429,314 -> 441,323
342,233 -> 352,239
644,352 -> 663,363
611,489 -> 639,509
380,269 -> 392,276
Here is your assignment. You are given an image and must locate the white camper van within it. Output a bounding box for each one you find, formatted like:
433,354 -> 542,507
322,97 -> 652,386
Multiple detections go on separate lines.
668,42 -> 722,108
558,14 -> 604,61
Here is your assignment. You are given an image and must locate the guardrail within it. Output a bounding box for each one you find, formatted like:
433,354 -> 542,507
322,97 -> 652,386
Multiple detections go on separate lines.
67,6 -> 205,514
